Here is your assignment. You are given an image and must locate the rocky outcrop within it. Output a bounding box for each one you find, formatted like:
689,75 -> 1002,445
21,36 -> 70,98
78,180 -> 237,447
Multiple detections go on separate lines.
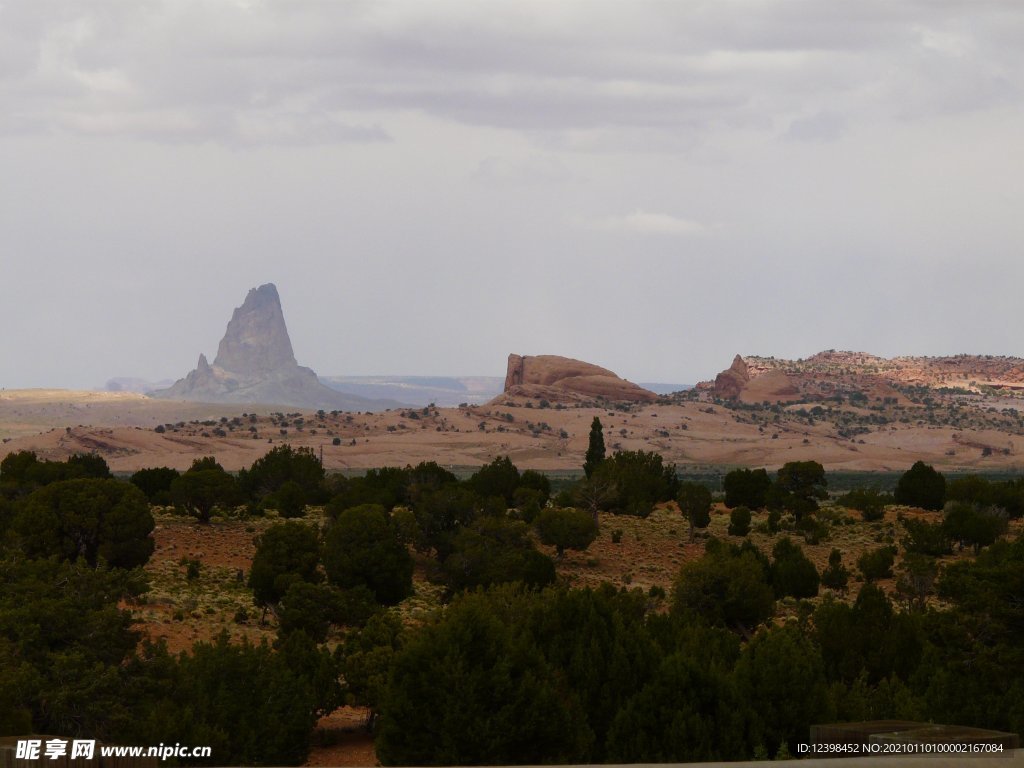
153,284 -> 400,411
500,354 -> 657,403
713,355 -> 750,399
740,369 -> 801,402
699,349 -> 1024,404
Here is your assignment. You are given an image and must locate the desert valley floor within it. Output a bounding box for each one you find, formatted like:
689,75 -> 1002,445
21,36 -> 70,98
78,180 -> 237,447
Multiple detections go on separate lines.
4,387 -> 1024,475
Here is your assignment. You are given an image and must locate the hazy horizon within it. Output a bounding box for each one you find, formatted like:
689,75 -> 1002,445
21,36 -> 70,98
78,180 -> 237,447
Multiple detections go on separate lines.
3,2 -> 1023,389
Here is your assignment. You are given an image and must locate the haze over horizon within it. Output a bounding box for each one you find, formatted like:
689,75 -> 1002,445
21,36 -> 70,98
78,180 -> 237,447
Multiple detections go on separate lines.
2,2 -> 1023,389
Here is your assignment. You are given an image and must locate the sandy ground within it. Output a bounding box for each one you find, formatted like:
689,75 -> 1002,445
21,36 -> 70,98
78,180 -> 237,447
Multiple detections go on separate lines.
3,389 -> 1024,473
306,708 -> 376,767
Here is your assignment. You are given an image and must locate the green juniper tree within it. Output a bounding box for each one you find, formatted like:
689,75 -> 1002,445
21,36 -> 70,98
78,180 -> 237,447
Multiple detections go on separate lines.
535,507 -> 598,558
583,417 -> 606,479
677,482 -> 712,542
895,461 -> 946,511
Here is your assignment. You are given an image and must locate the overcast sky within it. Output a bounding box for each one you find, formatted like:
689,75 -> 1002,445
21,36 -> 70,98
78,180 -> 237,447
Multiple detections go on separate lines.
2,1 -> 1023,389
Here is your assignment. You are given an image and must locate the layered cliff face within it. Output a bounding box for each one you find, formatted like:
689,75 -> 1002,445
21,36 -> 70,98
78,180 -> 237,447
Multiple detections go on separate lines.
500,354 -> 658,403
153,284 -> 397,411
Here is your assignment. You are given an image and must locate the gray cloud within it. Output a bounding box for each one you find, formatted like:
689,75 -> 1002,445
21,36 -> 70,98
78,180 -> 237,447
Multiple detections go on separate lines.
3,1 -> 1023,146
3,1 -> 1024,388
582,211 -> 706,236
786,111 -> 847,142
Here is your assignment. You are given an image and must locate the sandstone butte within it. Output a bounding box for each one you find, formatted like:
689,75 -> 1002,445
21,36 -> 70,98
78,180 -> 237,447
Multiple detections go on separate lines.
499,353 -> 658,404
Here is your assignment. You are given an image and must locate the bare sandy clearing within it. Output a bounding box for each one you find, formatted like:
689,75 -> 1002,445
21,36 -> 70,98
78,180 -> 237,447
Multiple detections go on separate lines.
0,389 -> 282,441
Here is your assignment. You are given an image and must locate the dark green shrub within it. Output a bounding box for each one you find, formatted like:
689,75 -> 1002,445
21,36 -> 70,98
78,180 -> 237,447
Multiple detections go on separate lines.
170,459 -> 242,523
770,537 -> 819,599
775,461 -> 827,519
901,517 -> 952,556
820,549 -> 849,592
248,521 -> 322,609
894,461 -> 945,510
323,504 -> 413,605
858,546 -> 896,581
277,582 -> 378,642
273,480 -> 307,519
535,507 -> 598,558
723,468 -> 772,509
468,456 -> 520,506
238,444 -> 326,505
512,487 -> 545,523
129,466 -> 181,505
442,517 -> 555,593
184,558 -> 201,581
592,450 -> 679,517
375,593 -> 589,765
943,502 -> 1008,553
672,540 -> 775,631
728,506 -> 752,537
839,487 -> 892,522
14,478 -> 155,569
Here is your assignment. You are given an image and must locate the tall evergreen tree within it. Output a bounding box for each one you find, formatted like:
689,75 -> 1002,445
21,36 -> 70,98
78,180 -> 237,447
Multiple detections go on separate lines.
677,482 -> 713,541
583,417 -> 606,479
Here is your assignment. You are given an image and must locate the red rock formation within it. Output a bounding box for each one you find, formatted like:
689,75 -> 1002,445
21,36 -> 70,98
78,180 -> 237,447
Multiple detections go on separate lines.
501,354 -> 657,403
699,349 -> 1024,404
713,355 -> 749,399
739,369 -> 800,403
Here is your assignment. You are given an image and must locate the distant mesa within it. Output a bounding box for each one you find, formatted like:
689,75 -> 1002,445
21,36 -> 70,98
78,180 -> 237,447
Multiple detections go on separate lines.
321,375 -> 504,408
698,349 -> 1024,403
104,377 -> 174,394
500,354 -> 658,403
152,284 -> 401,411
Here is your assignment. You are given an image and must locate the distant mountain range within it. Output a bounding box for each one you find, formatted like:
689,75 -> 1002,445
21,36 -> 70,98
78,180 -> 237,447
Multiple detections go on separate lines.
104,377 -> 175,394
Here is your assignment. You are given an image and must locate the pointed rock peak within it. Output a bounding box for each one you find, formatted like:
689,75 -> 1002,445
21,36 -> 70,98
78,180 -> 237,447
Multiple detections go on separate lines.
213,283 -> 297,375
712,354 -> 750,399
244,283 -> 281,308
153,282 -> 398,410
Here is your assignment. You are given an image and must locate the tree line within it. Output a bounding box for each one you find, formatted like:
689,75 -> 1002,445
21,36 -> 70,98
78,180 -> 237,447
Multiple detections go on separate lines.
1,437 -> 1023,764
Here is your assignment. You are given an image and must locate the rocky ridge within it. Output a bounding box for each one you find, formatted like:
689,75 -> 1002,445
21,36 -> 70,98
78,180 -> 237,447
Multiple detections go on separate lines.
699,350 -> 1024,402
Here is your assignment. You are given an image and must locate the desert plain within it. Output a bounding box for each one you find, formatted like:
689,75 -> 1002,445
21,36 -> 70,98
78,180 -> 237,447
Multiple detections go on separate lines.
3,384 -> 1024,475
